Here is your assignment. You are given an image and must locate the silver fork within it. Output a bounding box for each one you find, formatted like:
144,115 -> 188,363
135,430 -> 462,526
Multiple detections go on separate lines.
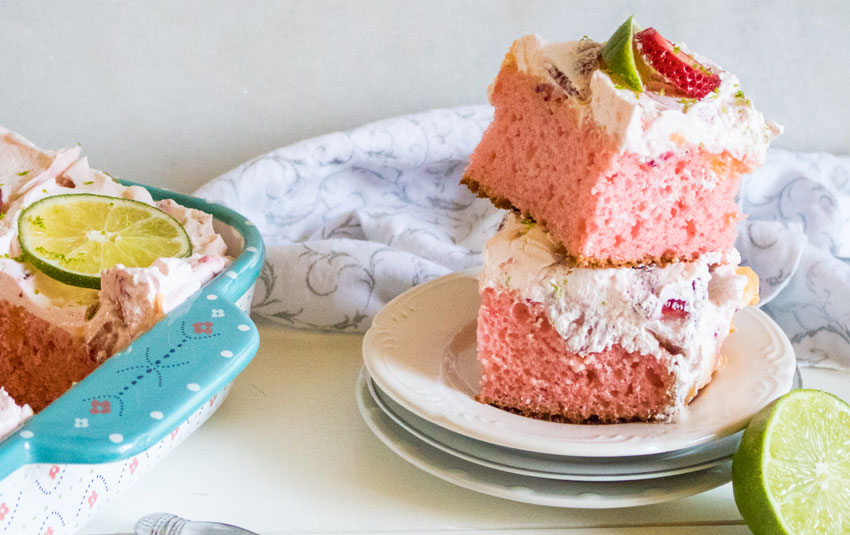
135,513 -> 259,535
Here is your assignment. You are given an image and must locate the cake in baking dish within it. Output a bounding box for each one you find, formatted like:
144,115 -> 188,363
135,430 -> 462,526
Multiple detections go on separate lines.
0,127 -> 230,439
462,20 -> 780,267
476,213 -> 759,422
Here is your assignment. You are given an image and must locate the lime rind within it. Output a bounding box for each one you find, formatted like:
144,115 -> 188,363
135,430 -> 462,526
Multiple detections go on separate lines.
18,193 -> 192,290
733,389 -> 850,535
600,15 -> 643,93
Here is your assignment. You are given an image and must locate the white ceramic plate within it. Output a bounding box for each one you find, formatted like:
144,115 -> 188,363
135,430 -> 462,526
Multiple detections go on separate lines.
368,366 -> 801,481
366,372 -> 738,481
363,269 -> 797,457
356,369 -> 733,508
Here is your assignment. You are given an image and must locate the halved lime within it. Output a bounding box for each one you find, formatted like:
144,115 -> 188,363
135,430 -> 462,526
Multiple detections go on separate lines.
732,389 -> 850,534
600,15 -> 642,92
18,194 -> 192,289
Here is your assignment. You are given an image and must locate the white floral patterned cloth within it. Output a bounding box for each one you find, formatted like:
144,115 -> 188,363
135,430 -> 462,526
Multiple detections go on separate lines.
195,107 -> 503,332
738,150 -> 850,370
195,107 -> 850,370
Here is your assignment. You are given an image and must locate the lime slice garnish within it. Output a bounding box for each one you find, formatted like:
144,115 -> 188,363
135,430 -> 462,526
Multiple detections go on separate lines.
18,193 -> 192,289
732,389 -> 850,534
600,15 -> 643,92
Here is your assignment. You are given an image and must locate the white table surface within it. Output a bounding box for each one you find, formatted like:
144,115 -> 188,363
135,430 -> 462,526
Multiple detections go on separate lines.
79,317 -> 850,535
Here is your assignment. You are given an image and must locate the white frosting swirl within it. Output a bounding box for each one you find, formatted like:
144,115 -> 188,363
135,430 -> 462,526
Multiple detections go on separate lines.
0,388 -> 32,441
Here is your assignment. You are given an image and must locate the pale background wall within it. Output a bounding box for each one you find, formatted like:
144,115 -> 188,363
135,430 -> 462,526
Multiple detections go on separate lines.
1,0 -> 848,193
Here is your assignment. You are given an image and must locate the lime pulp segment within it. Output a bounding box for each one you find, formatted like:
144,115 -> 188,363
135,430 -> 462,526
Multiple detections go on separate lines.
18,194 -> 192,289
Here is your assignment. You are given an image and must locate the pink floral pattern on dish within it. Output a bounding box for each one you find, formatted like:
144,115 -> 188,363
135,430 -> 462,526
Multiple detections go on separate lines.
193,321 -> 214,335
89,400 -> 111,415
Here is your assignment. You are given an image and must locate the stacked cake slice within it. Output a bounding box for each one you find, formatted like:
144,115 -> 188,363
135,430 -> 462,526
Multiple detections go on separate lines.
464,18 -> 779,422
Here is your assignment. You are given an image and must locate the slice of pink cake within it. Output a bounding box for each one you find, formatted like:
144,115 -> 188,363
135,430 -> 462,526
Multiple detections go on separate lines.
463,29 -> 780,267
476,213 -> 758,422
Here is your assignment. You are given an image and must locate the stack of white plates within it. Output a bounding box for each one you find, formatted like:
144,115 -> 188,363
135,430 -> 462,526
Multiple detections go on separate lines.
360,270 -> 798,508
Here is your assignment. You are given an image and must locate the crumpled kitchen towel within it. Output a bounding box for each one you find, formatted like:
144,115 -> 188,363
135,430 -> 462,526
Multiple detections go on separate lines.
195,106 -> 502,332
194,106 -> 850,370
737,150 -> 850,370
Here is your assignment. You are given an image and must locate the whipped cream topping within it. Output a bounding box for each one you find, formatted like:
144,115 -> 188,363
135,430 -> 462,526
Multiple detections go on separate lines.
509,34 -> 781,165
0,127 -> 230,354
0,387 -> 32,441
481,213 -> 752,407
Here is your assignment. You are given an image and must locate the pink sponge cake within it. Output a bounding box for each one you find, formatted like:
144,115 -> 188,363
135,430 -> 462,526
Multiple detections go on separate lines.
463,20 -> 780,267
477,213 -> 759,422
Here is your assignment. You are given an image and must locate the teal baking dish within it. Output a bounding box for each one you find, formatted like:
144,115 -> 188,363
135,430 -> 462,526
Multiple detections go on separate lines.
0,182 -> 264,534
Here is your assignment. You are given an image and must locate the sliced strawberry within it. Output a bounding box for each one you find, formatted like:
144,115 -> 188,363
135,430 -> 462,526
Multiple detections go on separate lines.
634,28 -> 721,99
661,298 -> 689,320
